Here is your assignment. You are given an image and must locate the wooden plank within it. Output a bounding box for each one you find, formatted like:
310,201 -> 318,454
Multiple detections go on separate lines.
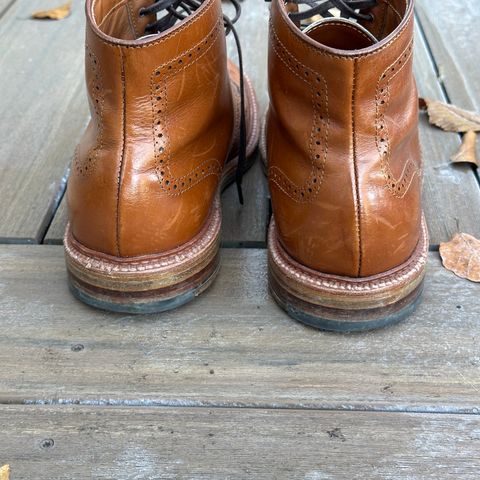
414,24 -> 480,245
0,0 -> 14,16
0,0 -> 88,242
0,245 -> 479,411
416,0 -> 480,205
416,0 -> 480,112
1,405 -> 479,479
43,194 -> 66,245
220,160 -> 268,247
44,0 -> 270,246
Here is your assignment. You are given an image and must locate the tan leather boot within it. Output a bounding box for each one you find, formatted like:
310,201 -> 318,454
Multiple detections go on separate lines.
65,0 -> 259,313
265,0 -> 428,331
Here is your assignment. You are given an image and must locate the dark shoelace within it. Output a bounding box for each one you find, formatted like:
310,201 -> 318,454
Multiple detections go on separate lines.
139,0 -> 247,204
269,0 -> 378,24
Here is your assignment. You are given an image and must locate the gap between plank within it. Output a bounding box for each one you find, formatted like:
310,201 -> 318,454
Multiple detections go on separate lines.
414,11 -> 451,103
0,0 -> 16,19
38,168 -> 69,245
0,398 -> 475,416
222,241 -> 267,248
0,166 -> 69,245
37,167 -> 69,245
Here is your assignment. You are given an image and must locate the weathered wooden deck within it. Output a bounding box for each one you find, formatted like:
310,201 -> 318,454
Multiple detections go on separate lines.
0,0 -> 479,477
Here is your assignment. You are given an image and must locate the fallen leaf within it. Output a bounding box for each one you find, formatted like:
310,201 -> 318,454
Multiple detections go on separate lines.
420,98 -> 480,133
31,1 -> 72,20
0,465 -> 10,480
451,130 -> 478,167
439,233 -> 480,282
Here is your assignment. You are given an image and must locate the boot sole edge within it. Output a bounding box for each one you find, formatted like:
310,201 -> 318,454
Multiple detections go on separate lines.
268,217 -> 429,332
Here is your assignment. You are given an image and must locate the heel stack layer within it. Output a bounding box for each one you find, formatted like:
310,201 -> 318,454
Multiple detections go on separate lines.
268,216 -> 429,332
65,198 -> 222,314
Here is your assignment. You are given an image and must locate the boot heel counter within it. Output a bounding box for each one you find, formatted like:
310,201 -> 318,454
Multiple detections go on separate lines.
67,32 -> 125,256
355,25 -> 423,277
67,136 -> 121,256
70,0 -> 238,258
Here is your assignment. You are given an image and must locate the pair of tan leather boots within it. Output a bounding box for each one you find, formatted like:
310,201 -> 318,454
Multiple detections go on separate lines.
65,0 -> 428,332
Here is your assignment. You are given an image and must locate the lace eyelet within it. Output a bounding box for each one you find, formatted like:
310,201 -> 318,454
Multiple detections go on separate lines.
368,13 -> 375,22
138,7 -> 146,17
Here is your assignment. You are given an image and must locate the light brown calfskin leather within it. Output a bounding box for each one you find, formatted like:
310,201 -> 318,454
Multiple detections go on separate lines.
68,0 -> 237,257
267,0 -> 422,278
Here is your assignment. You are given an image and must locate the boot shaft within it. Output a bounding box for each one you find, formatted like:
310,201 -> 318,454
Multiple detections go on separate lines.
267,0 -> 422,277
68,0 -> 234,257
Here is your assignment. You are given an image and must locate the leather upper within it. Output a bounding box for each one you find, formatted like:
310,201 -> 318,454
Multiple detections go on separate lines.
68,0 -> 235,257
267,0 -> 422,278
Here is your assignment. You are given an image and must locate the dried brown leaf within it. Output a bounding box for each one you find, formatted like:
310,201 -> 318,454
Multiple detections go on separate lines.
439,233 -> 480,282
451,131 -> 478,167
0,465 -> 10,480
31,1 -> 72,20
420,98 -> 480,133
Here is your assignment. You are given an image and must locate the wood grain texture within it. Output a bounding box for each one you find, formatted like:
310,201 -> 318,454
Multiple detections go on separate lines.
0,0 -> 88,242
0,246 -> 479,411
222,1 -> 269,245
413,24 -> 480,244
416,0 -> 480,202
0,0 -> 14,16
2,3 -> 480,477
416,0 -> 480,112
1,405 -> 479,479
44,0 -> 270,246
43,194 -> 67,244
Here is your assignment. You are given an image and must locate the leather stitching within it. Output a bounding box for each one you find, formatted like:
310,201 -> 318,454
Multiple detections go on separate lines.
91,0 -> 216,50
65,203 -> 221,271
272,2 -> 413,61
382,0 -> 404,22
74,46 -> 104,178
373,2 -> 387,39
376,40 -> 420,198
151,18 -> 224,196
125,0 -> 140,38
95,0 -> 128,29
351,58 -> 363,277
306,20 -> 375,44
268,27 -> 329,204
115,46 -> 127,256
270,217 -> 428,293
